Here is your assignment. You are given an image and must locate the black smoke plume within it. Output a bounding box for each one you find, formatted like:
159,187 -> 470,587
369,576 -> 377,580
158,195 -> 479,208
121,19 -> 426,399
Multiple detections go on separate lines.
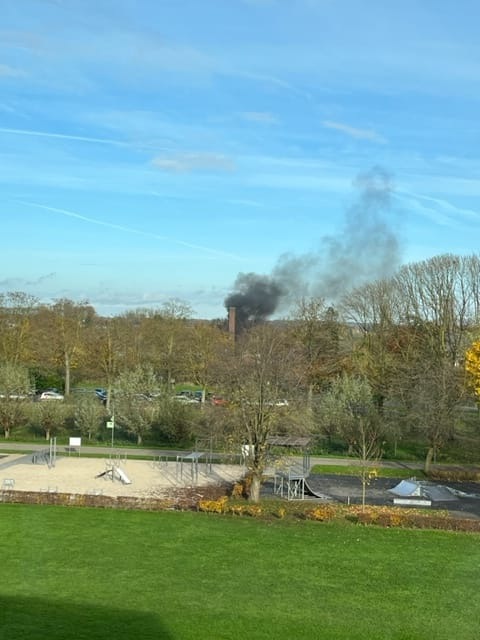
225,273 -> 285,330
225,166 -> 401,329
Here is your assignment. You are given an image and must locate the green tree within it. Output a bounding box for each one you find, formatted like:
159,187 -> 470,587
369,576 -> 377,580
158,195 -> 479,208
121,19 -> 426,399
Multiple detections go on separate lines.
74,395 -> 106,441
113,365 -> 161,444
465,339 -> 480,400
0,362 -> 32,438
31,399 -> 69,441
318,375 -> 384,507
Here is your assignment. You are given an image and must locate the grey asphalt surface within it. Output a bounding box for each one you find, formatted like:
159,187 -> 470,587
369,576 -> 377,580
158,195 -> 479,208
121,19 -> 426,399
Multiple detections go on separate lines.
261,472 -> 480,520
305,474 -> 480,519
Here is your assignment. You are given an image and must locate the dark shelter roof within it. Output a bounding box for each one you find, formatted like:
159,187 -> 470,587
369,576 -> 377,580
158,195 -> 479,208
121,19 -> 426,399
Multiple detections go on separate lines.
267,436 -> 312,448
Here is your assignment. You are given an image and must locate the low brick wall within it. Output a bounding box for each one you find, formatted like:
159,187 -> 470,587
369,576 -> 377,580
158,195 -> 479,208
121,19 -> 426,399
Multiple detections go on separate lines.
0,490 -> 173,510
0,483 -> 232,511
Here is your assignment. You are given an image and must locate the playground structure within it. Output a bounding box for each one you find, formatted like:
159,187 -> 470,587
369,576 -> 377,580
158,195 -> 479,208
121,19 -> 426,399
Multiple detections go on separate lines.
31,437 -> 57,468
267,436 -> 328,501
175,438 -> 214,483
96,459 -> 131,484
0,442 -> 246,497
150,438 -> 215,485
148,438 -> 244,487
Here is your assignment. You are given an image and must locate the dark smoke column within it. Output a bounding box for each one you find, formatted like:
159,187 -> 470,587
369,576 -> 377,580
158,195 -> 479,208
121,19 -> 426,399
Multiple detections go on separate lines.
224,272 -> 284,334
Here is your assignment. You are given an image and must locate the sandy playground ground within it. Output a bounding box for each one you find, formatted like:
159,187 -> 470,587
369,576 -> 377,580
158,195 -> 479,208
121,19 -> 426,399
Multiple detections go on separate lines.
0,453 -> 245,499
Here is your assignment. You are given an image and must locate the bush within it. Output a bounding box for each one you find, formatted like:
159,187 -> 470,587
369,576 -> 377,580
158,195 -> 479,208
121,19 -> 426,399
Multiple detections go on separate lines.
305,505 -> 337,522
427,468 -> 480,482
347,505 -> 480,532
198,496 -> 228,514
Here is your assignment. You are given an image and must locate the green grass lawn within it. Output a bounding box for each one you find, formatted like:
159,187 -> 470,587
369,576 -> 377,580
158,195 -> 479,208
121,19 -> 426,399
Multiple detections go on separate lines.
1,504 -> 479,639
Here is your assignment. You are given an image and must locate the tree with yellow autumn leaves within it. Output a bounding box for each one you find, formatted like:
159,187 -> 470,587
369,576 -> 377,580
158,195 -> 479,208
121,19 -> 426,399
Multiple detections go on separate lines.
465,340 -> 480,399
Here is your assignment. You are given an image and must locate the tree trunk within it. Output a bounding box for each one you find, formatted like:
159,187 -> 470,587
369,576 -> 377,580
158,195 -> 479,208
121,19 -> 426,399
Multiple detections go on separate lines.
4,428 -> 10,439
45,428 -> 51,441
307,383 -> 314,410
137,433 -> 143,445
361,478 -> 367,510
424,446 -> 434,474
65,352 -> 71,396
249,473 -> 262,503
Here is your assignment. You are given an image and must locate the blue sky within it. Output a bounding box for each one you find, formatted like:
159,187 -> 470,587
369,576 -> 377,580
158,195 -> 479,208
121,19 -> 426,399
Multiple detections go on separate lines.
2,0 -> 480,319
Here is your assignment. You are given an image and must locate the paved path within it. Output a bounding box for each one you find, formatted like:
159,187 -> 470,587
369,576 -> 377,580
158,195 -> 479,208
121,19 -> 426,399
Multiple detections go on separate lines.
0,441 -> 426,470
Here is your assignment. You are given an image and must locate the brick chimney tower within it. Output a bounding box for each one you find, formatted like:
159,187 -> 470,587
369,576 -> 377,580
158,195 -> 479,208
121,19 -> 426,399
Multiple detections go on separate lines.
228,306 -> 236,338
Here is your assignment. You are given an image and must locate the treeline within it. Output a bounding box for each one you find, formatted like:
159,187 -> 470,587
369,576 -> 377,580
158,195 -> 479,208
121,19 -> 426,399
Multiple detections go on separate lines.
1,253 -> 480,484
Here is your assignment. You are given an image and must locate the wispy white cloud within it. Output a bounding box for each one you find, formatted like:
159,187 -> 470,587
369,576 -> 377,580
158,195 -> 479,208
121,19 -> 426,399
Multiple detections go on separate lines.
81,284 -> 229,319
16,200 -> 243,260
0,102 -> 19,114
323,120 -> 387,144
152,153 -> 235,173
239,111 -> 279,125
0,63 -> 26,77
240,0 -> 277,6
395,190 -> 480,227
234,70 -> 313,100
226,198 -> 264,208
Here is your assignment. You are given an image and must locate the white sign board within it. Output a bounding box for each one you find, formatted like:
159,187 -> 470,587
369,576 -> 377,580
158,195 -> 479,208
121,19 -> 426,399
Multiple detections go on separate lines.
69,437 -> 81,447
241,444 -> 255,461
106,421 -> 114,430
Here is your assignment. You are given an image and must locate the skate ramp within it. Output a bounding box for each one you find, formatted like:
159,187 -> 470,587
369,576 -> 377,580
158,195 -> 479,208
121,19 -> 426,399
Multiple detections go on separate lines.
389,479 -> 457,502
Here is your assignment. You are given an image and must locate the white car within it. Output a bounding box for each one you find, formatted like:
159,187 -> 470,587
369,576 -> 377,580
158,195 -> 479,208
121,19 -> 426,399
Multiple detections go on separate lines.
38,391 -> 64,401
174,394 -> 199,404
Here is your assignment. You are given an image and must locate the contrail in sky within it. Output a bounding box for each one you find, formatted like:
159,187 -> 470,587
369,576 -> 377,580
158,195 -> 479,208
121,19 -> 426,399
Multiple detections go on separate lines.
0,127 -> 130,147
17,200 -> 243,260
0,126 -> 175,153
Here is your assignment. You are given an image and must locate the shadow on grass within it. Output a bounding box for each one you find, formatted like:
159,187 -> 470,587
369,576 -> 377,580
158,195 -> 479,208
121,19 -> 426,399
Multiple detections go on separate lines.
1,594 -> 173,640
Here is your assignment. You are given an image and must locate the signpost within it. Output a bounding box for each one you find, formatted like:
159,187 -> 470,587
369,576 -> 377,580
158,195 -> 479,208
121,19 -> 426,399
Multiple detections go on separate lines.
106,416 -> 115,447
68,437 -> 81,456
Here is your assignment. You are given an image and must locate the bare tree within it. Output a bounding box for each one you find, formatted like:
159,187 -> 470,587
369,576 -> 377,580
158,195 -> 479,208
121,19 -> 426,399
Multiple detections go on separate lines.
219,323 -> 305,502
31,299 -> 96,396
341,279 -> 401,414
183,321 -> 230,403
290,297 -> 342,406
392,254 -> 480,469
0,292 -> 38,366
142,301 -> 192,387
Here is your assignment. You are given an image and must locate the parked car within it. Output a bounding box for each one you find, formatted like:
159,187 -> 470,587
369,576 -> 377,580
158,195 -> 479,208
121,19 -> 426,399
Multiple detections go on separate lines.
174,394 -> 199,404
0,394 -> 28,400
95,388 -> 108,404
37,390 -> 64,401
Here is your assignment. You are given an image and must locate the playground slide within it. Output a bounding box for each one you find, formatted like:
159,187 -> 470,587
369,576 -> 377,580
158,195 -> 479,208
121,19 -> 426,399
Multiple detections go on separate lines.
114,467 -> 131,485
304,477 -> 331,500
